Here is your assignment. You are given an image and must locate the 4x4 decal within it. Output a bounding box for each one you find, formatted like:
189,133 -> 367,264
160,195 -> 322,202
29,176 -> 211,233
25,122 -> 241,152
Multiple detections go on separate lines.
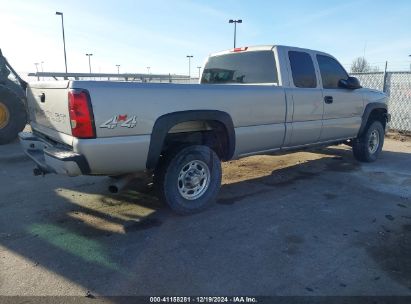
100,115 -> 137,129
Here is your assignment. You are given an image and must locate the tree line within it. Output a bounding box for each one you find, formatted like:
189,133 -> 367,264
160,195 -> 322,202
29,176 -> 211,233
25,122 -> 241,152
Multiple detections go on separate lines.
350,57 -> 380,73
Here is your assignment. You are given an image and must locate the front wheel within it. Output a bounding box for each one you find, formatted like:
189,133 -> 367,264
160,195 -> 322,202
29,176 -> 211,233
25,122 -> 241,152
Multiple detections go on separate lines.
353,120 -> 385,162
154,145 -> 222,215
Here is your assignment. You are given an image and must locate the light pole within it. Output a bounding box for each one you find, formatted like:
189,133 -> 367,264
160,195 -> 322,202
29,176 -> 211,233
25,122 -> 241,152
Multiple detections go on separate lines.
228,19 -> 242,48
146,66 -> 151,74
116,64 -> 120,75
55,12 -> 68,73
86,53 -> 93,74
34,63 -> 39,81
197,66 -> 201,79
186,55 -> 193,81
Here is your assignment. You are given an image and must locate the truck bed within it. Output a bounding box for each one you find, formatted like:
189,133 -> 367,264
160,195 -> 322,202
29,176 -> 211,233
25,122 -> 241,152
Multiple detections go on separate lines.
27,81 -> 287,157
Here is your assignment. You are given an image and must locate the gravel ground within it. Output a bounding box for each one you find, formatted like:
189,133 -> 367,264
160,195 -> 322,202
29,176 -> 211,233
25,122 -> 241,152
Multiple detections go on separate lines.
0,136 -> 410,296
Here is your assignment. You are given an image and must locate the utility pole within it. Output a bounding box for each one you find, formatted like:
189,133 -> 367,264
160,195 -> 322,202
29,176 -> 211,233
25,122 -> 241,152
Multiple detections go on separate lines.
186,55 -> 193,82
55,12 -> 68,73
228,19 -> 242,48
86,53 -> 93,74
197,66 -> 201,79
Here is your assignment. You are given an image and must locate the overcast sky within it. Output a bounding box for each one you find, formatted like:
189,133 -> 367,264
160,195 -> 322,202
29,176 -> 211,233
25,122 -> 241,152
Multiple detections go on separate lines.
1,0 -> 410,77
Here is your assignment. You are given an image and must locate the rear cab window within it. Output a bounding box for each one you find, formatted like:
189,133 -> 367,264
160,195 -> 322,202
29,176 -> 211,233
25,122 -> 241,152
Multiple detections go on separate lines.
316,55 -> 349,89
288,51 -> 317,88
201,50 -> 278,84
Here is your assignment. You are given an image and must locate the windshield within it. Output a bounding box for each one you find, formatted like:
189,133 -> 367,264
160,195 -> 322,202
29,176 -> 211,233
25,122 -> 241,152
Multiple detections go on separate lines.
201,50 -> 278,84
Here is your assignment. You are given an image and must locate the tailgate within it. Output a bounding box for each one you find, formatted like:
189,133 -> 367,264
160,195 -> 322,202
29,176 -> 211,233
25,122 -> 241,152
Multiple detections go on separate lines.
27,81 -> 72,142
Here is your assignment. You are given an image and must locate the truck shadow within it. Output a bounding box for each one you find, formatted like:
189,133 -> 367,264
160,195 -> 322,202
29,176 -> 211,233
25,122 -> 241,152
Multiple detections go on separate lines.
1,145 -> 410,296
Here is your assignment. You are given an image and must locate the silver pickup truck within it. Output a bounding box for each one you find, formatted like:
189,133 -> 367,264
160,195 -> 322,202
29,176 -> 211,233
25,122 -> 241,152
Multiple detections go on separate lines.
20,45 -> 389,214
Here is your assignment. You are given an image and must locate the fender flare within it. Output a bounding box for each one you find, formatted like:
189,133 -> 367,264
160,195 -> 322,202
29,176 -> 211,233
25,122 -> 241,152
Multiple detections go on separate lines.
358,102 -> 388,136
146,110 -> 235,169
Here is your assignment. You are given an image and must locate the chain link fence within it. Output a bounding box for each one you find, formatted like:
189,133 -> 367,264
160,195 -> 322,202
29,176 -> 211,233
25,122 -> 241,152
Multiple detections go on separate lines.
351,72 -> 411,132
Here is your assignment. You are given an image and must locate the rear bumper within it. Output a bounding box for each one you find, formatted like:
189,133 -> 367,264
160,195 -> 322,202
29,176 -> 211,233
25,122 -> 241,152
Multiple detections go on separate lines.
18,132 -> 90,176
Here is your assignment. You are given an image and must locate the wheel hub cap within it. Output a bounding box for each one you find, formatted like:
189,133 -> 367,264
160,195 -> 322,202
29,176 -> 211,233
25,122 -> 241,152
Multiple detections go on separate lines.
368,129 -> 380,154
178,160 -> 211,200
0,102 -> 10,129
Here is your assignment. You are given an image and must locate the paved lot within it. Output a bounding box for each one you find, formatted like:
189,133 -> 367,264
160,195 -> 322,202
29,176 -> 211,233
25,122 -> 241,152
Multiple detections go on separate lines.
1,136 -> 411,296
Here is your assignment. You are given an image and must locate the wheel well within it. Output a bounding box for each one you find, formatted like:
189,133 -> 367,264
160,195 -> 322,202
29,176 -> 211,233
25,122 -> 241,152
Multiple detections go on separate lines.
146,110 -> 235,169
162,120 -> 230,161
367,108 -> 387,129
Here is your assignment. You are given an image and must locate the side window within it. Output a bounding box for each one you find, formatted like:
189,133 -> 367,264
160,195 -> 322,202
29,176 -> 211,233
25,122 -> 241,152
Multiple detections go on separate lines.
288,51 -> 317,88
317,55 -> 348,89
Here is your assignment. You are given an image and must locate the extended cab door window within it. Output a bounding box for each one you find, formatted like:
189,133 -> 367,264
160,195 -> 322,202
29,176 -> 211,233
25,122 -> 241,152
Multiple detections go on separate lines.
288,51 -> 317,88
316,55 -> 348,89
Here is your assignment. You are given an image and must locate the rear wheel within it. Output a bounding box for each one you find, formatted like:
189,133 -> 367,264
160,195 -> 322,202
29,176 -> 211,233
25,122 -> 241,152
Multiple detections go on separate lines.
0,86 -> 27,145
154,145 -> 222,215
352,120 -> 384,162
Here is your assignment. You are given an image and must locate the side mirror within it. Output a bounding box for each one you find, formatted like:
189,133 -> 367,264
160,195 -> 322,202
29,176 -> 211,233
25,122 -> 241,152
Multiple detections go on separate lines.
338,76 -> 362,90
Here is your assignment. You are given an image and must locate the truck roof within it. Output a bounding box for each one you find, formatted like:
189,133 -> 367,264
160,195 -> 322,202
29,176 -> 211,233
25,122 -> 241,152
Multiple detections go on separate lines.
209,45 -> 331,58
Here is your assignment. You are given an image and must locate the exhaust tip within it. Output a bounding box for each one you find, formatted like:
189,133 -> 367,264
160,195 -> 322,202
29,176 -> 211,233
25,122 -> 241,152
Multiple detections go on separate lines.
108,185 -> 119,194
108,173 -> 142,194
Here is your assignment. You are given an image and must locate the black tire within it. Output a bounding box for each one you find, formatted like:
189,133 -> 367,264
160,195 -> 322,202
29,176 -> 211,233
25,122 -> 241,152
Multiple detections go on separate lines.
352,120 -> 384,162
154,145 -> 222,215
0,86 -> 27,145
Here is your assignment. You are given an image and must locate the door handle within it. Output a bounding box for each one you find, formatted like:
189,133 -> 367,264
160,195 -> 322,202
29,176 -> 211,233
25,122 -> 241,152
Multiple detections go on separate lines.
324,96 -> 333,104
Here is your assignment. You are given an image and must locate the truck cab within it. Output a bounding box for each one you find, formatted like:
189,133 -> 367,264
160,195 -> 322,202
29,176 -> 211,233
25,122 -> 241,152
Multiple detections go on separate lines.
201,45 -> 373,147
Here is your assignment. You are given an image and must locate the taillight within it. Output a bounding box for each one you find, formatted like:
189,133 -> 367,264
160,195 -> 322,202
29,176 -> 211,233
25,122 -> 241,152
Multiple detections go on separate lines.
68,90 -> 95,138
